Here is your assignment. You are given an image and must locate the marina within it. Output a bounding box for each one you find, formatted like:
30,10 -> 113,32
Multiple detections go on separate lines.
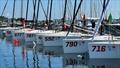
0,0 -> 120,68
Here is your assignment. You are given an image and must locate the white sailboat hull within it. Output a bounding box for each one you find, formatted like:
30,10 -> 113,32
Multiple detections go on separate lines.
88,41 -> 120,59
63,39 -> 89,53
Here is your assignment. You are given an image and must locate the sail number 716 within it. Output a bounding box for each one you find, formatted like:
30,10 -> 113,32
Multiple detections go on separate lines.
92,45 -> 106,52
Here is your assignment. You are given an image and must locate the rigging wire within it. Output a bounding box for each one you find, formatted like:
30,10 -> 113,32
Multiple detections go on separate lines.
92,0 -> 110,41
32,0 -> 37,21
58,0 -> 62,19
69,0 -> 74,19
1,0 -> 8,16
90,0 -> 92,18
71,0 -> 77,31
71,0 -> 83,32
66,0 -> 72,20
40,0 -> 47,20
93,1 -> 97,17
66,0 -> 83,37
0,0 -> 8,26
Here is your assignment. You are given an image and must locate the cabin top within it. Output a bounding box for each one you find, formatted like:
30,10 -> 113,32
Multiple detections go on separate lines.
41,31 -> 92,37
106,23 -> 120,26
92,35 -> 119,41
24,29 -> 56,34
36,30 -> 56,35
0,27 -> 22,30
89,41 -> 120,44
64,35 -> 120,41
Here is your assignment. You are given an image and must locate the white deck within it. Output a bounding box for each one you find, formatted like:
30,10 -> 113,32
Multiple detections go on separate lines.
0,27 -> 22,38
24,29 -> 56,45
42,31 -> 85,47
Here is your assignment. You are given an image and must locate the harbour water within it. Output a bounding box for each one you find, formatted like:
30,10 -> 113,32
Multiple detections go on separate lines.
0,39 -> 120,68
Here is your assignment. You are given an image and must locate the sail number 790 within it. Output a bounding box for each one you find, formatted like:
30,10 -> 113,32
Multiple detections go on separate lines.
66,41 -> 78,47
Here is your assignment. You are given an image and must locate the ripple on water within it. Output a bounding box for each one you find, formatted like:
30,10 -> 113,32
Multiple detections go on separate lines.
1,39 -> 120,68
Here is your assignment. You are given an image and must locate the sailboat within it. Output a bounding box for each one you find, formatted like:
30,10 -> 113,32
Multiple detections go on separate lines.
62,1 -> 120,65
88,0 -> 120,58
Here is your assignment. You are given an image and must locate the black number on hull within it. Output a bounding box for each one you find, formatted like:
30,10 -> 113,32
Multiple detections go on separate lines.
66,41 -> 78,47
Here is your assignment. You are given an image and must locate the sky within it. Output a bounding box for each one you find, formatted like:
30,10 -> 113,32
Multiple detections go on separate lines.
0,0 -> 120,20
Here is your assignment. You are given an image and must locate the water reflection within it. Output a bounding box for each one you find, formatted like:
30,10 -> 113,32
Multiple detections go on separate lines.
26,50 -> 29,68
89,59 -> 120,68
0,39 -> 120,68
12,47 -> 16,68
32,48 -> 40,68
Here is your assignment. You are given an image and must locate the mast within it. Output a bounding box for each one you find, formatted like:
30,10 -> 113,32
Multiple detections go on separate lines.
32,0 -> 37,28
73,0 -> 77,19
62,0 -> 67,31
35,0 -> 41,26
47,0 -> 50,20
20,0 -> 24,27
46,0 -> 50,26
90,0 -> 92,18
21,0 -> 23,18
26,0 -> 29,20
48,0 -> 53,30
11,0 -> 16,27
